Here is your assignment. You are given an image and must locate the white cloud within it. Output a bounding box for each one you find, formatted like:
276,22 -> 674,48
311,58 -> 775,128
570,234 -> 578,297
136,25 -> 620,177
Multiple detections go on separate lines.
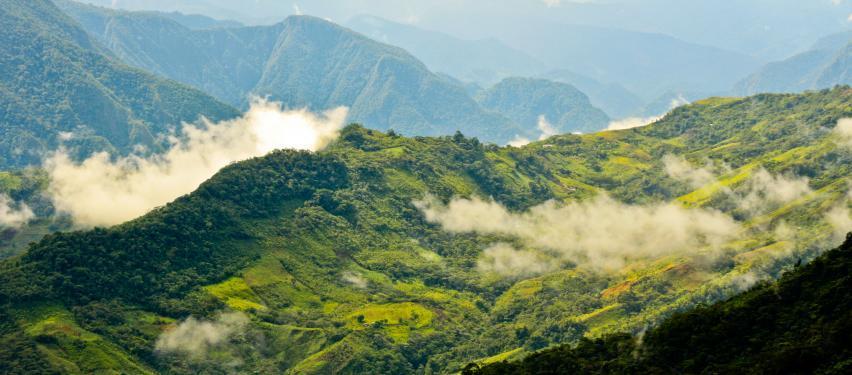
542,0 -> 561,7
156,312 -> 248,359
607,93 -> 690,131
737,169 -> 813,215
477,243 -> 557,277
825,189 -> 852,243
415,194 -> 741,273
342,271 -> 368,289
507,135 -> 531,147
536,115 -> 559,140
663,154 -> 717,189
834,118 -> 852,149
0,194 -> 34,229
606,115 -> 661,131
45,100 -> 347,227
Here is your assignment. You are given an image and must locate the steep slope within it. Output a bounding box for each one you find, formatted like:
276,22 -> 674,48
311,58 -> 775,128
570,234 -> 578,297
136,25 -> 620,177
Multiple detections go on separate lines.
735,32 -> 852,95
54,0 -> 281,106
0,88 -> 849,374
476,78 -> 609,135
466,233 -> 852,374
0,0 -> 239,169
252,16 -> 519,140
346,15 -> 547,86
56,1 -> 524,142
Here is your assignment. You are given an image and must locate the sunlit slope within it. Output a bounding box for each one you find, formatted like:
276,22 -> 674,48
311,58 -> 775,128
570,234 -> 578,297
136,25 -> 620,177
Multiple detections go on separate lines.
0,88 -> 850,373
467,234 -> 852,374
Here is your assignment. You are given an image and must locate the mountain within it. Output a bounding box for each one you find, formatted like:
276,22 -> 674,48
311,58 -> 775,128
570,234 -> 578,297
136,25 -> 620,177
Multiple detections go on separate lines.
735,31 -> 852,95
475,78 -> 609,135
0,0 -> 239,169
55,1 -> 525,142
466,233 -> 852,374
157,11 -> 242,30
539,70 -> 644,119
346,15 -> 546,86
0,87 -> 849,373
477,22 -> 760,100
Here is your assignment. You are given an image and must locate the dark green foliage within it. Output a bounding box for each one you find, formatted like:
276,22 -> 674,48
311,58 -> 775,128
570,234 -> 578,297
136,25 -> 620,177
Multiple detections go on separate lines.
467,234 -> 852,375
3,150 -> 347,312
0,310 -> 56,374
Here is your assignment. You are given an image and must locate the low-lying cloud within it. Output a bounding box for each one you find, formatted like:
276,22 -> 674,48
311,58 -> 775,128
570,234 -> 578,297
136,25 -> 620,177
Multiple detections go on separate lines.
607,94 -> 689,131
0,194 -> 33,229
835,118 -> 852,149
606,116 -> 661,131
663,155 -> 717,188
664,154 -> 813,216
46,100 -> 347,227
156,312 -> 249,359
826,189 -> 852,242
477,243 -> 557,277
415,194 -> 741,273
737,169 -> 813,215
507,115 -> 561,147
342,271 -> 368,289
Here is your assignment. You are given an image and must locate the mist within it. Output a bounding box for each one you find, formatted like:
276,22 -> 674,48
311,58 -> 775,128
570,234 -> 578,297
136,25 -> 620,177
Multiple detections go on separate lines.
836,118 -> 852,149
0,194 -> 33,229
156,312 -> 249,359
45,100 -> 347,227
415,194 -> 742,273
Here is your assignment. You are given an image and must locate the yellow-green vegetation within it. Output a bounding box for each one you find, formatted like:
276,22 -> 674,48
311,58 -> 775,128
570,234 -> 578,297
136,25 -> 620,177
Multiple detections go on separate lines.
346,302 -> 435,343
204,277 -> 267,311
1,88 -> 851,374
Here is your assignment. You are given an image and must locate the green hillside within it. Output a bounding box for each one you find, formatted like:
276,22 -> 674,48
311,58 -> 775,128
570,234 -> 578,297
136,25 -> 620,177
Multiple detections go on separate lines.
0,0 -> 239,168
465,233 -> 852,374
0,87 -> 850,373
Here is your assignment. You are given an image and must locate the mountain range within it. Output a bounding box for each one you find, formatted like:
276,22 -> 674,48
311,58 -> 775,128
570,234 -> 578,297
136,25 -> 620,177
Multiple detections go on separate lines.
56,1 -> 611,143
736,31 -> 852,95
347,15 -> 545,87
0,1 -> 851,374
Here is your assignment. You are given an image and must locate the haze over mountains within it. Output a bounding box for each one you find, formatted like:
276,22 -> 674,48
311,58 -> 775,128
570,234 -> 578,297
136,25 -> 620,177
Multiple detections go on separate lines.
736,31 -> 852,95
1,0 -> 851,374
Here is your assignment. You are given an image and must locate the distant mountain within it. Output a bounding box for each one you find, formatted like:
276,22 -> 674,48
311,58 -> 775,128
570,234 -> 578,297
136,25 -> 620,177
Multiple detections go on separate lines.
0,0 -> 238,168
158,11 -> 242,29
251,16 -> 520,140
476,78 -> 609,135
56,1 -> 525,142
467,234 -> 852,374
735,32 -> 852,95
539,70 -> 644,119
490,22 -> 760,100
346,15 -> 547,86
